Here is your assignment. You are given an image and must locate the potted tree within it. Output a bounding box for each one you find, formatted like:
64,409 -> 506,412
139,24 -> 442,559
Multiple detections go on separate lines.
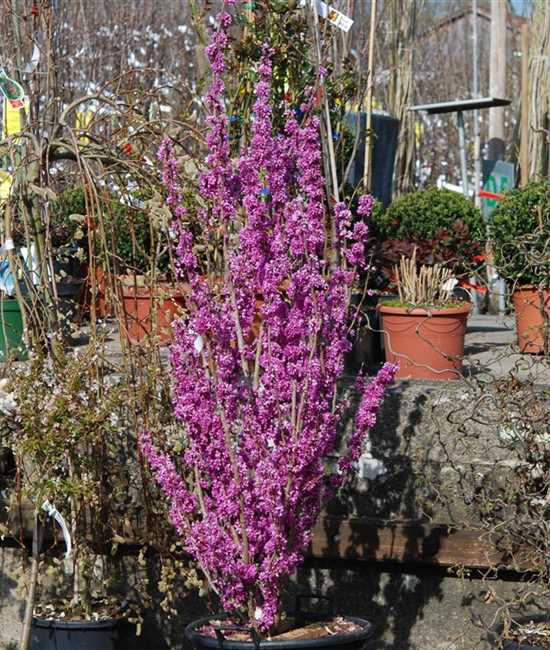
491,180 -> 550,354
140,4 -> 397,648
1,344 -> 141,649
377,249 -> 472,380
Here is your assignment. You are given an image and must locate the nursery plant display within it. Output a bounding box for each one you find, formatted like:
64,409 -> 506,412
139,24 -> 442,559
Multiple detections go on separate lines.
491,180 -> 550,354
141,2 -> 397,646
378,249 -> 472,380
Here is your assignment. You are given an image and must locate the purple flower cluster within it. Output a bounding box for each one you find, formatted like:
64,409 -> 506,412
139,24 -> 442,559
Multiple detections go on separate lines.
141,5 -> 397,632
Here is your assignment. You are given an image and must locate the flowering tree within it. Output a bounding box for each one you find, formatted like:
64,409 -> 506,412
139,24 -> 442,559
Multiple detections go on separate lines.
141,2 -> 397,634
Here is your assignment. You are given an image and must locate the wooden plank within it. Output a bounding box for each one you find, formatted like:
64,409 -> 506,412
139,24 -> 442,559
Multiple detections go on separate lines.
0,498 -> 504,570
310,517 -> 503,569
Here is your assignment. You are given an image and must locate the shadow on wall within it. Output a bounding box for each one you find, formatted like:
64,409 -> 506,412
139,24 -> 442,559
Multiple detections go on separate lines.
292,386 -> 446,649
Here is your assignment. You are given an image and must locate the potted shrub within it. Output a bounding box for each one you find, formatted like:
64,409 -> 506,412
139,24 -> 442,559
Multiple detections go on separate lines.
491,180 -> 550,354
369,187 -> 486,299
107,192 -> 187,345
1,345 -> 141,649
140,7 -> 397,648
377,249 -> 472,380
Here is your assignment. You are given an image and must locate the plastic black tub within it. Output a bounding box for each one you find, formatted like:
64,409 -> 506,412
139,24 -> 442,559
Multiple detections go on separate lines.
30,616 -> 136,650
488,613 -> 550,650
185,614 -> 374,650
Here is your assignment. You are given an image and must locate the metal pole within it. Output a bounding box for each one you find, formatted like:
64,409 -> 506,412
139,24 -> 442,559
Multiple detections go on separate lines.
457,111 -> 469,196
363,0 -> 377,191
472,0 -> 481,206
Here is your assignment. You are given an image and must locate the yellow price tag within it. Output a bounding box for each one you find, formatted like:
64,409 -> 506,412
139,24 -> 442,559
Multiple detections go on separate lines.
76,110 -> 94,142
0,171 -> 13,201
3,97 -> 27,136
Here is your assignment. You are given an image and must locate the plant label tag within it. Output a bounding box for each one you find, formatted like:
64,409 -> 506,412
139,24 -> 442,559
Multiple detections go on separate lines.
300,1 -> 354,32
326,6 -> 353,31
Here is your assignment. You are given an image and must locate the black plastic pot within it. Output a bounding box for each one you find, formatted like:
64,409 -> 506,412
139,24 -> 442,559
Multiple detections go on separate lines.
345,293 -> 398,374
185,615 -> 373,650
488,613 -> 550,650
30,616 -> 136,650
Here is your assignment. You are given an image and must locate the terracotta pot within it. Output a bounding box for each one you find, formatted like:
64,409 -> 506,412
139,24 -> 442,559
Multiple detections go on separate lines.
378,303 -> 472,380
512,286 -> 550,354
117,276 -> 188,344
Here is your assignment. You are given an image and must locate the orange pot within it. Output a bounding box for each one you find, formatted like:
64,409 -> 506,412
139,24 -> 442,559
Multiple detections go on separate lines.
512,286 -> 550,354
378,303 -> 472,380
118,277 -> 188,344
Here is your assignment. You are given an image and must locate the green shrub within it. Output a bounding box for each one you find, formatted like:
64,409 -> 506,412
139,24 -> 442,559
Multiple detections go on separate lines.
50,187 -> 166,275
491,180 -> 550,286
372,187 -> 484,242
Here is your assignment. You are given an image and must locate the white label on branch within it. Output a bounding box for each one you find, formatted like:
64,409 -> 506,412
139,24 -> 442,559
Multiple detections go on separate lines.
42,500 -> 72,558
194,335 -> 204,354
4,238 -> 14,251
441,278 -> 459,292
300,0 -> 354,32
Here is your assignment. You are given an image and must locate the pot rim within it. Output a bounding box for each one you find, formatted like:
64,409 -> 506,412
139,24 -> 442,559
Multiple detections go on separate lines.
513,285 -> 550,294
185,614 -> 374,650
377,303 -> 472,317
32,615 -> 127,630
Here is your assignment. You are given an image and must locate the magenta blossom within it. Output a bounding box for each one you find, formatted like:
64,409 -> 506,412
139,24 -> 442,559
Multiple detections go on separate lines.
144,6 -> 397,633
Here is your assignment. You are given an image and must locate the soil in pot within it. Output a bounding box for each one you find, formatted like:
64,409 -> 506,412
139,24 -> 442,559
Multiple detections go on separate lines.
378,302 -> 472,380
489,613 -> 550,650
512,287 -> 550,354
31,616 -> 137,650
117,276 -> 188,344
186,614 -> 373,650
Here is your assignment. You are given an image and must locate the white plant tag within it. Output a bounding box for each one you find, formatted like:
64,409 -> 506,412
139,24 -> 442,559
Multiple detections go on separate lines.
300,0 -> 354,32
193,334 -> 204,354
42,500 -> 72,558
326,5 -> 353,31
441,278 -> 458,292
4,238 -> 14,251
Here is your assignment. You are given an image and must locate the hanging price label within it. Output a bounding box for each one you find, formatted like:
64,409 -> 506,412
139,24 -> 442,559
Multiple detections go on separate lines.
300,0 -> 354,32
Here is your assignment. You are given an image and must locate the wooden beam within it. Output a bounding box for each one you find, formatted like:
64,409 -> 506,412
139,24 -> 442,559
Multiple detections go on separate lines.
310,517 -> 503,569
0,500 -> 505,570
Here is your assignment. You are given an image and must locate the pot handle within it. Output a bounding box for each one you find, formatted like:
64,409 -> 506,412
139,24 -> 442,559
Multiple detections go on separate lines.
295,593 -> 334,622
213,625 -> 261,650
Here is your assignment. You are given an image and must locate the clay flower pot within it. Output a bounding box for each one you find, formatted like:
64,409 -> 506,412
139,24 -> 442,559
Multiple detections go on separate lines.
378,302 -> 472,380
512,286 -> 550,354
117,275 -> 188,344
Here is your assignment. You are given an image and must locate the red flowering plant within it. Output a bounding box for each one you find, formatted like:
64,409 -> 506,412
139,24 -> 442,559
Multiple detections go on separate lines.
140,2 -> 397,635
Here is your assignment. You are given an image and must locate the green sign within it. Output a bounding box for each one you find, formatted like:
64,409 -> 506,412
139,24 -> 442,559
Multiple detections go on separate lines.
482,160 -> 515,222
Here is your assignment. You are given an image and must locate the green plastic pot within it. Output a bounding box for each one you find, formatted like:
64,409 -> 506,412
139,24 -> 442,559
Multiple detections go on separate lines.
0,297 -> 27,361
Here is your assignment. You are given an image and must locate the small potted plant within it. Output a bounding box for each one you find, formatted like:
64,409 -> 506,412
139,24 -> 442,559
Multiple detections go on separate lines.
141,5 -> 397,648
491,180 -> 550,354
377,249 -> 472,380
